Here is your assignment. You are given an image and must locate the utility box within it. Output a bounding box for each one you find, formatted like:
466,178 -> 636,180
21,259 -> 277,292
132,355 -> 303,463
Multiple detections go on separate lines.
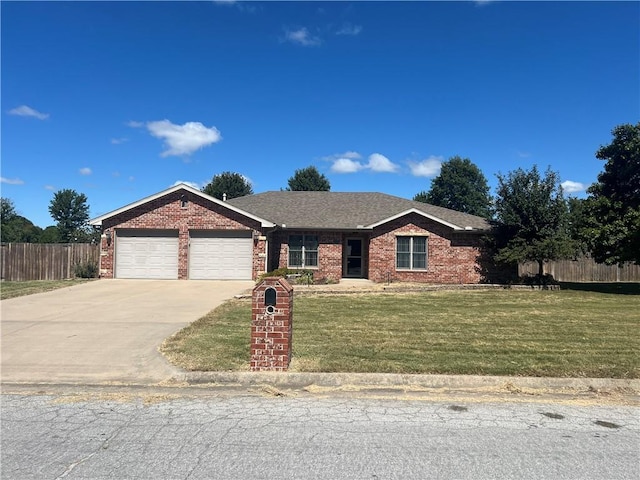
251,277 -> 294,371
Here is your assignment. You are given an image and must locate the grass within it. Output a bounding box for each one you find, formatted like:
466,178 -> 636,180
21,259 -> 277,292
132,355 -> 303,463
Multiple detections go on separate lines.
161,289 -> 640,378
0,279 -> 91,300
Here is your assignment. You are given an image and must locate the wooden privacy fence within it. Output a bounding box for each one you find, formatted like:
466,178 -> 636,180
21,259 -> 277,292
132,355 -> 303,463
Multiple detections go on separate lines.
519,258 -> 640,282
0,243 -> 100,281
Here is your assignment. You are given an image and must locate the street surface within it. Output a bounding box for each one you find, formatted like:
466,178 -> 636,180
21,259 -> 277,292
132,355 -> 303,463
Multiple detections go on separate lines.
2,390 -> 638,480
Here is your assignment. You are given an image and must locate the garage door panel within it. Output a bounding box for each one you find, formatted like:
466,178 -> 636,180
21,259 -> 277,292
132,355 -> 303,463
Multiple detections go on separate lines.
115,230 -> 179,279
189,231 -> 252,280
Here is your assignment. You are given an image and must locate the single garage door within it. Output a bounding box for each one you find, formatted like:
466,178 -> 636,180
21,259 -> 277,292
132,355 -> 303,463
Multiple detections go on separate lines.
189,230 -> 253,280
115,229 -> 179,279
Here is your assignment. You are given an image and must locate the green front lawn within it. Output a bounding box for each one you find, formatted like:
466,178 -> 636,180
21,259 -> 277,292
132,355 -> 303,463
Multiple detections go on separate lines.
161,289 -> 640,378
0,279 -> 91,300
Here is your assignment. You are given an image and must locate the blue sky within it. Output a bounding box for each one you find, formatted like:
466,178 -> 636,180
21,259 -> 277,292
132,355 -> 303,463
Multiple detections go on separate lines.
2,1 -> 638,228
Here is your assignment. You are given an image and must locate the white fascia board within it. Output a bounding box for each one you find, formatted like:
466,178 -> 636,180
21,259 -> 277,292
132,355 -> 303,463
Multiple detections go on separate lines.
89,183 -> 276,228
365,208 -> 463,230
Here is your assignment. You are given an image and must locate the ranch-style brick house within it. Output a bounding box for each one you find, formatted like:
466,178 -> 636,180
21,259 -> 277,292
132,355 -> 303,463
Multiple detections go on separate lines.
89,183 -> 491,283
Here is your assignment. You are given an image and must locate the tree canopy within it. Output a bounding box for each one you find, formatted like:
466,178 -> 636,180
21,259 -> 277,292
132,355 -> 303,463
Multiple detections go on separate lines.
580,123 -> 640,265
493,165 -> 575,277
413,156 -> 492,218
202,171 -> 253,200
48,189 -> 91,243
286,166 -> 330,191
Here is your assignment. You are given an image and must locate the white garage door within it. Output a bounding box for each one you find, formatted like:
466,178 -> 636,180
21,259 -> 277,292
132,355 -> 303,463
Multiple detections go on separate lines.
115,229 -> 179,279
189,230 -> 253,280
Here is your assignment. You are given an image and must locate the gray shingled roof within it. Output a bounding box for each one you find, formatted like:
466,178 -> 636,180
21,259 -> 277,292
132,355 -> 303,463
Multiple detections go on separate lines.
228,191 -> 490,231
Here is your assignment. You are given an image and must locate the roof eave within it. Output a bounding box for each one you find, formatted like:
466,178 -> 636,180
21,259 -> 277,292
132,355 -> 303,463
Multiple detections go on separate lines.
88,183 -> 276,228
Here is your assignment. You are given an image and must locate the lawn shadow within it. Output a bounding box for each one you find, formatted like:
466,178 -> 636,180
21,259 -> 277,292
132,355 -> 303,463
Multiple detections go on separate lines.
559,282 -> 640,295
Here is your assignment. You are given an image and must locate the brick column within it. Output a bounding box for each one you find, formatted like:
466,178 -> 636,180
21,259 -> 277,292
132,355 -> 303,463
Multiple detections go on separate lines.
251,277 -> 294,371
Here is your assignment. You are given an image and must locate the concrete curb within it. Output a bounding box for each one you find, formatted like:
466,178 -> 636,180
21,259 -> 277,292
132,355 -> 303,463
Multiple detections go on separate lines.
177,371 -> 640,392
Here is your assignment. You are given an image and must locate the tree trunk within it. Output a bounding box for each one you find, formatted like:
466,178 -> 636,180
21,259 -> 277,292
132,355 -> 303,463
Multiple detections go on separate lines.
537,260 -> 544,278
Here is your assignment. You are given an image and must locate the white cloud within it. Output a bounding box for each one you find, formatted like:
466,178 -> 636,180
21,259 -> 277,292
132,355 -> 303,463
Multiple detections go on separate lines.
146,120 -> 222,157
128,176 -> 135,182
126,120 -> 144,128
331,158 -> 364,173
284,27 -> 322,46
1,177 -> 25,185
367,153 -> 399,173
336,23 -> 363,36
44,185 -> 56,191
408,156 -> 443,177
79,167 -> 92,176
172,180 -> 201,190
111,137 -> 128,145
561,180 -> 586,194
8,105 -> 49,120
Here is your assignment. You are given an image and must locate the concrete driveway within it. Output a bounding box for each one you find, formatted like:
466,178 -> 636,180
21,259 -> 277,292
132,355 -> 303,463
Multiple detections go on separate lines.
1,280 -> 254,385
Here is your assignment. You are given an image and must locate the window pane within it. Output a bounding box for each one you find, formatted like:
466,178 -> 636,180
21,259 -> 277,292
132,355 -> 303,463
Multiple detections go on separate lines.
396,252 -> 410,269
412,253 -> 427,269
289,235 -> 303,249
413,237 -> 427,253
396,237 -> 410,253
304,235 -> 318,251
289,251 -> 302,267
305,251 -> 318,267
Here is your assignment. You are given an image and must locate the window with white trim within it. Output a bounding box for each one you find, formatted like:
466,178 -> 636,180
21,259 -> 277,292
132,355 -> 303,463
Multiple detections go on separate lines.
396,236 -> 427,270
288,234 -> 319,268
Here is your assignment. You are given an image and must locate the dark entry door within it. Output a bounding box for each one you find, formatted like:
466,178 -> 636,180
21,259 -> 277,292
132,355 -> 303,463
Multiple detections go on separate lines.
345,238 -> 363,277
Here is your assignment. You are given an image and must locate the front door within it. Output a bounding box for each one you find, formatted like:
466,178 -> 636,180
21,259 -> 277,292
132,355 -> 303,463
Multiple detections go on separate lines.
345,238 -> 363,277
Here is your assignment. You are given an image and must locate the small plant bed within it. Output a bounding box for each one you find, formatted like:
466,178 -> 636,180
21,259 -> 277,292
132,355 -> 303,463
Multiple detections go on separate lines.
161,289 -> 640,378
0,279 -> 91,300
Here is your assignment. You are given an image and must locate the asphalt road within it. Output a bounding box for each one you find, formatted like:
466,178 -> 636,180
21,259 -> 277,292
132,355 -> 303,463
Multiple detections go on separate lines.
2,392 -> 638,480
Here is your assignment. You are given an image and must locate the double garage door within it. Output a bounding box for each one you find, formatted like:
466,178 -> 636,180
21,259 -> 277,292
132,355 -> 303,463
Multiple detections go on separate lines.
115,229 -> 252,280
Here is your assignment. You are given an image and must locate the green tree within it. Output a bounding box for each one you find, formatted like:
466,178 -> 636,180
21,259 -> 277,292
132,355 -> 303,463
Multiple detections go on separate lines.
48,189 -> 90,243
39,225 -> 61,243
202,171 -> 253,200
1,198 -> 43,243
581,123 -> 640,265
286,166 -> 330,191
414,156 -> 492,218
493,165 -> 575,279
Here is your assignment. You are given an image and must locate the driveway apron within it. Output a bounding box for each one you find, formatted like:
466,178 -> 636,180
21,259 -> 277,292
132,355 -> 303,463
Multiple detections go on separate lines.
1,280 -> 254,385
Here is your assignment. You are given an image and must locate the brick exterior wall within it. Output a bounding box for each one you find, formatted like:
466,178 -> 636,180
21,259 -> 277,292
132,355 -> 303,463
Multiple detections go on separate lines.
368,213 -> 483,284
99,190 -> 266,279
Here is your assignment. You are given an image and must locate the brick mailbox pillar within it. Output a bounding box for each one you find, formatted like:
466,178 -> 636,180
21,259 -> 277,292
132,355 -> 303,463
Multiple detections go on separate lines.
251,277 -> 294,371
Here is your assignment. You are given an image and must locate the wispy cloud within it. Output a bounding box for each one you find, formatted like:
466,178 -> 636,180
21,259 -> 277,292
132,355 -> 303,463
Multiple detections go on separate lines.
517,151 -> 532,158
328,151 -> 399,174
283,27 -> 322,47
126,120 -> 144,128
213,0 -> 258,13
561,180 -> 586,194
408,156 -> 443,177
367,153 -> 399,173
145,120 -> 222,157
79,167 -> 92,176
111,137 -> 128,145
336,23 -> 363,36
1,177 -> 25,185
7,105 -> 49,120
44,185 -> 56,191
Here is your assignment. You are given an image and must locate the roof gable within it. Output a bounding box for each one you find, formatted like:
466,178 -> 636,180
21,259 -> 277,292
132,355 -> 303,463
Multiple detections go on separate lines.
89,183 -> 276,227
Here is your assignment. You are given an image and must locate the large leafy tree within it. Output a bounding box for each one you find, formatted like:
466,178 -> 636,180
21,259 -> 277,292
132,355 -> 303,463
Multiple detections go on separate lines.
286,166 -> 330,191
202,171 -> 253,200
414,156 -> 492,218
581,123 -> 640,265
493,165 -> 575,278
1,198 -> 43,243
48,189 -> 90,243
